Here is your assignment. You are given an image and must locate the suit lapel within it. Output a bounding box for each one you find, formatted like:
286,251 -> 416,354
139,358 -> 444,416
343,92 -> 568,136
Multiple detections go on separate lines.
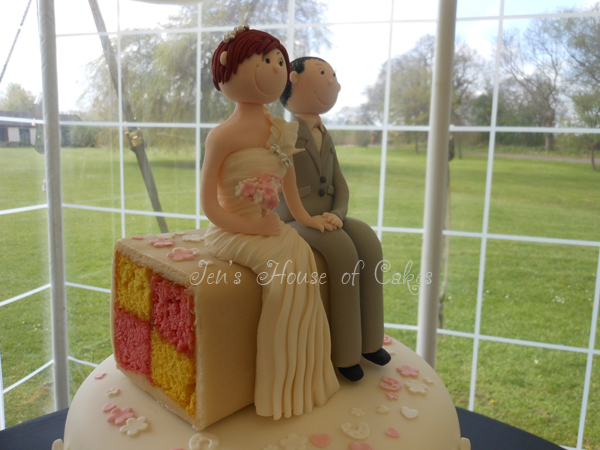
295,117 -> 322,173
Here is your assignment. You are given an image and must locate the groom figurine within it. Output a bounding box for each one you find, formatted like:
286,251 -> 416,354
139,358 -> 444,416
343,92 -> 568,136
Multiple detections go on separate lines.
276,57 -> 390,381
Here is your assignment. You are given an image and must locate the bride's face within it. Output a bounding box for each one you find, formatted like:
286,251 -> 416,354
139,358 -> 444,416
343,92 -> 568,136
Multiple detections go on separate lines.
220,49 -> 288,105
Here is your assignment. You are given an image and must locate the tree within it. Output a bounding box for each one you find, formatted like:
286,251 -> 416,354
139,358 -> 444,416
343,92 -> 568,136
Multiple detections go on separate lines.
0,82 -> 36,112
499,22 -> 568,151
356,35 -> 484,153
549,3 -> 600,168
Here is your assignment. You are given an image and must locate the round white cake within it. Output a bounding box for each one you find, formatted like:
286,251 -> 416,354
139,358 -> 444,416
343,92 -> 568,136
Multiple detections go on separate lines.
56,338 -> 470,450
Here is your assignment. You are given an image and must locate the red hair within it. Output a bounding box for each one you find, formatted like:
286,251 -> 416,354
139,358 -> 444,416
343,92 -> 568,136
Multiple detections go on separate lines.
211,29 -> 291,91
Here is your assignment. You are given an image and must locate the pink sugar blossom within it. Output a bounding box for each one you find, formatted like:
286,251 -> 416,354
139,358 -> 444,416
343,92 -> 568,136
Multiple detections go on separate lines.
167,248 -> 195,262
397,365 -> 419,378
150,238 -> 175,248
107,407 -> 135,426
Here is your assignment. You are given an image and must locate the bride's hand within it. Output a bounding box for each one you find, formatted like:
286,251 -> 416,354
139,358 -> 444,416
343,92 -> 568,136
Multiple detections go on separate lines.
254,213 -> 282,236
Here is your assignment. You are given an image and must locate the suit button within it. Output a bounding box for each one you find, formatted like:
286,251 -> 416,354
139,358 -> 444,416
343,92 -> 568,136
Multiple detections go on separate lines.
319,189 -> 325,197
320,176 -> 326,183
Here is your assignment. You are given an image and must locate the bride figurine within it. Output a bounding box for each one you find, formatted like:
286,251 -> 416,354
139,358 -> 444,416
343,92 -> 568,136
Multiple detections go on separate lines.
202,26 -> 339,419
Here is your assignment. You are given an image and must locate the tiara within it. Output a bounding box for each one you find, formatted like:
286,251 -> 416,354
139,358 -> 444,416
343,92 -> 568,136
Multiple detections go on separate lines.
223,24 -> 250,43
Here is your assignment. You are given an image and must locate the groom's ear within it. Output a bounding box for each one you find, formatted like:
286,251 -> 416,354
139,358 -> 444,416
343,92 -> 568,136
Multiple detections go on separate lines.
290,71 -> 299,84
220,51 -> 228,66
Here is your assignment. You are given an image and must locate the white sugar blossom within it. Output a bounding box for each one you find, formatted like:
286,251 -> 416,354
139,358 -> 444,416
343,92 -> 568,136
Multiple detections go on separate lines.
406,380 -> 428,395
119,416 -> 148,436
350,407 -> 365,417
106,387 -> 120,396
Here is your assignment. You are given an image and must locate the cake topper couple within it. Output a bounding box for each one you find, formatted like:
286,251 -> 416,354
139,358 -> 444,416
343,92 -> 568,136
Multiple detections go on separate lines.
201,26 -> 389,419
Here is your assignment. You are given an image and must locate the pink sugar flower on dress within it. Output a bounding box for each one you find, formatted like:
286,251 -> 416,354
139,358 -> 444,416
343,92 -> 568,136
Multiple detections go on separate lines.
236,173 -> 284,215
239,180 -> 257,199
150,237 -> 175,247
107,407 -> 135,426
397,365 -> 419,378
167,248 -> 195,262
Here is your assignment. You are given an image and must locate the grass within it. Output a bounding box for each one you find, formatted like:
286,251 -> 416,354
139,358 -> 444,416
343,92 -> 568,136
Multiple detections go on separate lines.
1,143 -> 599,447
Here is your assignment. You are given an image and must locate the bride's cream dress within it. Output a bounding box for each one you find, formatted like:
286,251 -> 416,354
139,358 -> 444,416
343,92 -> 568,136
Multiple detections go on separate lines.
204,111 -> 339,419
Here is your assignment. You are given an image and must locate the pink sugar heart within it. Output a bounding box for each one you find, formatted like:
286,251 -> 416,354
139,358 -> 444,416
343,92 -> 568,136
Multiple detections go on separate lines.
386,427 -> 400,438
383,335 -> 393,345
94,372 -> 107,379
386,391 -> 399,400
102,403 -> 116,413
349,442 -> 373,450
310,434 -> 331,448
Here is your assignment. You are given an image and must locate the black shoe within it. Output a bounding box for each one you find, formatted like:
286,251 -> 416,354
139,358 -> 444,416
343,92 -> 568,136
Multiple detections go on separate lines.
338,364 -> 364,382
362,348 -> 391,366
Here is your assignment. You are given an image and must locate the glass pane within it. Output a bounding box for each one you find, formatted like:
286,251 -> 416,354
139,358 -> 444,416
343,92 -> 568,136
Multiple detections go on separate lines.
0,147 -> 46,211
201,0 -> 290,28
585,356 -> 600,448
448,132 -> 487,233
67,287 -> 111,364
295,24 -> 389,126
436,335 -> 474,409
481,240 -> 597,348
0,291 -> 53,426
476,342 -> 585,447
323,0 -> 392,23
383,131 -> 427,228
123,127 -> 196,216
0,209 -> 49,301
488,147 -> 600,241
57,35 -> 118,122
504,0 -> 591,16
64,209 -> 120,290
69,360 -> 95,402
393,0 -> 439,21
0,291 -> 52,382
388,23 -> 437,127
61,127 -> 120,208
55,0 -> 118,35
385,328 -> 416,349
120,32 -> 197,124
499,15 -> 600,132
457,0 -> 500,18
325,132 -> 381,226
439,236 -> 480,334
453,21 -> 497,127
3,366 -> 54,428
0,1 -> 42,108
381,232 -> 423,326
120,1 -> 195,30
125,215 -> 196,238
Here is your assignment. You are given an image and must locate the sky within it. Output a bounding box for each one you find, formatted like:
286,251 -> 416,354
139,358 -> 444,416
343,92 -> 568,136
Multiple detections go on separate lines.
0,0 -> 595,117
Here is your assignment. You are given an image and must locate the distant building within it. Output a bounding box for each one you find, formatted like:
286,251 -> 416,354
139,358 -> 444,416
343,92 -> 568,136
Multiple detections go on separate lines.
0,111 -> 80,148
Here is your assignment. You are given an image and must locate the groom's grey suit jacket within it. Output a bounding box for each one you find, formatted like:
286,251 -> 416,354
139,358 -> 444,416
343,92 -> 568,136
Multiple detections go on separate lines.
274,117 -> 384,368
274,119 -> 349,223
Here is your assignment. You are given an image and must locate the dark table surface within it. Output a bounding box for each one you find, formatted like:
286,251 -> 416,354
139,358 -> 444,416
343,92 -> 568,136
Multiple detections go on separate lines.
0,407 -> 564,450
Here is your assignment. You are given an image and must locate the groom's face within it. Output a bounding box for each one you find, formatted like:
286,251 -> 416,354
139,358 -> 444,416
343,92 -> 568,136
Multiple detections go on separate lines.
286,59 -> 341,115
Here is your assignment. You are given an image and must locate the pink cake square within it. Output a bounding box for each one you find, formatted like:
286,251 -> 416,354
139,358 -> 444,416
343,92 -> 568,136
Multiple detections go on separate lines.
114,306 -> 152,379
151,274 -> 195,358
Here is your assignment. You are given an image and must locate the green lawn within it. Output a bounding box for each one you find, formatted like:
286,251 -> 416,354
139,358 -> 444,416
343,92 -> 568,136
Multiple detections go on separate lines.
1,144 -> 599,447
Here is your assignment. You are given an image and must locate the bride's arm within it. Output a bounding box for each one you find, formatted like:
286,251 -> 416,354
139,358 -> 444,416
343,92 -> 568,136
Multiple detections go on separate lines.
201,130 -> 281,236
282,167 -> 334,233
